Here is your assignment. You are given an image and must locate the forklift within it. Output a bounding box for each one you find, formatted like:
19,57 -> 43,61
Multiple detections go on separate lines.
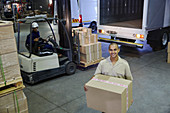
17,0 -> 80,84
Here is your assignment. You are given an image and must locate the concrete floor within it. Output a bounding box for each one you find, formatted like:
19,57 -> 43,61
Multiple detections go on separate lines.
16,23 -> 170,113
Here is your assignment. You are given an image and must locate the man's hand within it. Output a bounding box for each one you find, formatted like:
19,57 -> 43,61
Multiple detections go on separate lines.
131,99 -> 133,105
84,85 -> 88,92
34,38 -> 39,41
84,76 -> 95,92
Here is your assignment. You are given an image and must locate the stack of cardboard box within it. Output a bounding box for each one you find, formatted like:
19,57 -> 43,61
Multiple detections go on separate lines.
72,27 -> 102,63
0,21 -> 28,113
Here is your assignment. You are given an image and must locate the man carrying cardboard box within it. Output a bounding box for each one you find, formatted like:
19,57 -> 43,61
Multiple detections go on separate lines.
84,43 -> 133,113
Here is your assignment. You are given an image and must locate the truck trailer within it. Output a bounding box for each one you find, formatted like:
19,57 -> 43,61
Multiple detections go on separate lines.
97,0 -> 170,50
71,0 -> 97,32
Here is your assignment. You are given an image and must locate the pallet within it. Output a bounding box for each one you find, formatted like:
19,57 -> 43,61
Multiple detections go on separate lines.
0,77 -> 24,96
78,57 -> 104,70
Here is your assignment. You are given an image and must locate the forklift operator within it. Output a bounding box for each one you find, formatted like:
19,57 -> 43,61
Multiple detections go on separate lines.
26,22 -> 54,53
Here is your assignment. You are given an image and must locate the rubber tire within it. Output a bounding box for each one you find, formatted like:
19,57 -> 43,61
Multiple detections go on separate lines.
160,32 -> 169,49
65,62 -> 76,75
90,22 -> 97,33
148,30 -> 169,51
151,32 -> 169,51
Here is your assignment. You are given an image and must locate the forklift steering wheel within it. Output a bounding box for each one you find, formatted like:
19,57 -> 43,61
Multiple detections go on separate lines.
46,35 -> 54,42
46,35 -> 59,48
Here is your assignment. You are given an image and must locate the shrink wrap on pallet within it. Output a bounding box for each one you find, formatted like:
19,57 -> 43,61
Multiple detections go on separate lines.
80,44 -> 94,54
90,34 -> 98,43
76,31 -> 90,45
94,50 -> 102,61
80,53 -> 94,63
93,42 -> 102,52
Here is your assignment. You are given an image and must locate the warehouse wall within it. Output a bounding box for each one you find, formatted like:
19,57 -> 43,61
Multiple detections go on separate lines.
32,0 -> 49,11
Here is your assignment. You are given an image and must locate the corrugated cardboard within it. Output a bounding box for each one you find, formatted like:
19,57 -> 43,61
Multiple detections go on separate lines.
0,64 -> 21,83
80,53 -> 94,63
77,27 -> 92,35
0,91 -> 28,113
20,109 -> 29,113
72,27 -> 83,33
0,21 -> 14,40
85,74 -> 133,113
94,50 -> 102,61
75,31 -> 89,45
90,34 -> 98,43
0,38 -> 17,55
80,44 -> 94,54
0,52 -> 19,68
0,90 -> 24,106
93,42 -> 102,52
168,42 -> 170,53
167,53 -> 170,63
83,28 -> 92,35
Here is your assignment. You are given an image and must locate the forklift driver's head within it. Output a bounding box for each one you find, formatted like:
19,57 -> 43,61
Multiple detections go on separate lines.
32,22 -> 39,28
32,22 -> 39,32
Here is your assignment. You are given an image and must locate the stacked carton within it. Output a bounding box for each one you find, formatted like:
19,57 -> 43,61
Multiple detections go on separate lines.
168,42 -> 170,63
0,90 -> 28,113
0,21 -> 28,113
85,74 -> 133,113
72,27 -> 102,63
0,21 -> 20,83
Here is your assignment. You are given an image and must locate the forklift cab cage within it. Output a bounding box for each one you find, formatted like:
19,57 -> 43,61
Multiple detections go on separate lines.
17,17 -> 72,61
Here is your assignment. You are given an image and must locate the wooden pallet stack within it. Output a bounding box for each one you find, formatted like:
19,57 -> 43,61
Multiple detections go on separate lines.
72,27 -> 103,68
0,21 -> 28,113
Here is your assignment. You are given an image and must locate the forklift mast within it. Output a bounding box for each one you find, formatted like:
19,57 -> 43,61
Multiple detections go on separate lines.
57,0 -> 73,61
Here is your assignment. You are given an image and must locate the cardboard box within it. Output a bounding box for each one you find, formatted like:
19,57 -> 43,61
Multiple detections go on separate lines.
80,53 -> 94,63
20,109 -> 29,113
0,21 -> 14,40
0,38 -> 17,55
80,44 -> 94,54
0,91 -> 28,113
75,31 -> 90,45
0,52 -> 19,68
0,64 -> 21,83
90,34 -> 98,43
93,42 -> 102,52
168,53 -> 170,63
0,90 -> 24,106
168,42 -> 170,53
72,27 -> 83,33
0,52 -> 21,83
85,74 -> 133,113
94,50 -> 102,61
82,28 -> 92,35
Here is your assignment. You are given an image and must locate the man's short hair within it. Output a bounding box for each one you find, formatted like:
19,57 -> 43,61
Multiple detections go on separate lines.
108,43 -> 119,49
